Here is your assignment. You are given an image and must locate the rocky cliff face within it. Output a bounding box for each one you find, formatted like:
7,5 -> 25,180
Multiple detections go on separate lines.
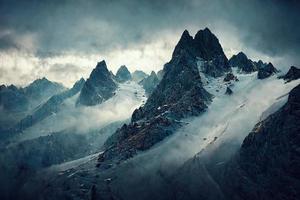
115,65 -> 132,83
173,28 -> 230,77
138,71 -> 159,96
171,83 -> 300,200
281,66 -> 300,82
97,29 -> 215,166
229,52 -> 257,73
77,60 -> 117,106
257,62 -> 278,79
220,83 -> 300,200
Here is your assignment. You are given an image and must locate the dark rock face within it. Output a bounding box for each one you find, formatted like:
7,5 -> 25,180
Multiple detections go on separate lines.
281,66 -> 300,82
138,71 -> 160,96
77,60 -> 117,106
115,65 -> 132,83
17,78 -> 85,130
257,62 -> 278,79
229,52 -> 257,73
223,72 -> 238,82
131,70 -> 148,82
97,29 -> 216,165
220,84 -> 300,200
173,28 -> 230,77
225,87 -> 233,95
132,51 -> 212,122
170,84 -> 300,200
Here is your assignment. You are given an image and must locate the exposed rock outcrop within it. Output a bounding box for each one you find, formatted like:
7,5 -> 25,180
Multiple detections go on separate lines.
173,28 -> 230,77
228,52 -> 257,73
97,29 -> 215,166
257,62 -> 278,79
281,66 -> 300,82
76,60 -> 117,106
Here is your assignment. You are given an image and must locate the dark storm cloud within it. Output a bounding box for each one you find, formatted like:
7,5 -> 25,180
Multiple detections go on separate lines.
0,0 -> 299,63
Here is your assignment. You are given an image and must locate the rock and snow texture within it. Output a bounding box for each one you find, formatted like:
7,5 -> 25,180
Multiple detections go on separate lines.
76,60 -> 117,106
281,65 -> 300,82
26,71 -> 300,200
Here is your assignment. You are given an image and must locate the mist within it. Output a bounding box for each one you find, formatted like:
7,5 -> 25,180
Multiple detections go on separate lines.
13,81 -> 146,142
103,73 -> 300,199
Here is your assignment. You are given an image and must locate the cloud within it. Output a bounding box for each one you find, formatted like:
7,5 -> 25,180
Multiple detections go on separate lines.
0,0 -> 299,86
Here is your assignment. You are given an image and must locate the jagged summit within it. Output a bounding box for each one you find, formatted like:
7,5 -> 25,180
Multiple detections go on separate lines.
281,66 -> 300,82
138,71 -> 159,96
173,28 -> 230,77
173,28 -> 227,61
229,51 -> 257,73
76,60 -> 117,106
257,62 -> 278,79
115,65 -> 132,83
98,46 -> 212,165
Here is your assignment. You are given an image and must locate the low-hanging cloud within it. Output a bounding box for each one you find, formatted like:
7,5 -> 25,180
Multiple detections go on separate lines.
0,0 -> 299,86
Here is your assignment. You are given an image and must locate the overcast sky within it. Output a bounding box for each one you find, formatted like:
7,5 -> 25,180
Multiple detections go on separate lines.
0,0 -> 299,87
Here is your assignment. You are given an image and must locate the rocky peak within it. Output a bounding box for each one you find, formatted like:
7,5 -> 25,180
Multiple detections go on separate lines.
115,65 -> 132,83
172,28 -> 230,77
76,60 -> 117,106
97,50 -> 212,166
229,51 -> 257,73
257,62 -> 278,79
281,66 -> 300,82
193,28 -> 226,61
138,71 -> 159,96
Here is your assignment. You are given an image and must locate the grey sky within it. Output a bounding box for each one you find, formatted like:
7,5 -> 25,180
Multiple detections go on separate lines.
0,0 -> 299,86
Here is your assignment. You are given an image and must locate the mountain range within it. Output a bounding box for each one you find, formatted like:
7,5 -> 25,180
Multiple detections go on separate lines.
0,27 -> 300,200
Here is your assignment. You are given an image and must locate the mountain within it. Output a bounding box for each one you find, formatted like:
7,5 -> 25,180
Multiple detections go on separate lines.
220,83 -> 300,200
0,85 -> 29,113
169,83 -> 300,200
115,65 -> 132,83
97,28 -> 214,166
257,62 -> 278,79
173,28 -> 230,77
23,77 -> 65,105
281,66 -> 300,82
229,52 -> 278,79
76,60 -> 117,106
0,78 -> 65,113
131,70 -> 148,82
16,78 -> 85,131
228,52 -> 257,73
138,71 -> 159,95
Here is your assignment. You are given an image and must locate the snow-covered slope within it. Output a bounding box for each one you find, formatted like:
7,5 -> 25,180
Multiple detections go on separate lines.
22,67 -> 300,200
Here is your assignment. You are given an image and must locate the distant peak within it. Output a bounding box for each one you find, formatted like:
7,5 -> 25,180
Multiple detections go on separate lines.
150,71 -> 156,76
179,29 -> 193,41
96,60 -> 107,69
